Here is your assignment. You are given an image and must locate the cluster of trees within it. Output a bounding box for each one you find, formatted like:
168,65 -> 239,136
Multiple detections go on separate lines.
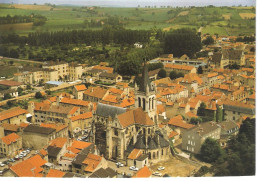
0,14 -> 47,26
213,118 -> 255,176
0,28 -> 151,46
236,36 -> 255,43
202,36 -> 214,45
163,28 -> 202,58
198,118 -> 255,176
169,70 -> 184,80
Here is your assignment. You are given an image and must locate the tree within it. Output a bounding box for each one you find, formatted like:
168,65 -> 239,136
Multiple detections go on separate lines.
200,138 -> 224,163
3,93 -> 12,100
197,66 -> 203,74
26,84 -> 32,90
177,72 -> 184,78
202,36 -> 214,45
158,68 -> 166,78
190,117 -> 202,125
164,28 -> 202,58
197,102 -> 206,117
17,87 -> 23,96
169,70 -> 177,80
35,91 -> 43,99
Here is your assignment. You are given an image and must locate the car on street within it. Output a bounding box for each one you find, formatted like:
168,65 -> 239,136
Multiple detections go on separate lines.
14,155 -> 19,160
19,155 -> 23,159
129,166 -> 135,170
115,162 -> 124,167
157,166 -> 165,171
133,167 -> 139,171
0,163 -> 5,167
153,172 -> 162,177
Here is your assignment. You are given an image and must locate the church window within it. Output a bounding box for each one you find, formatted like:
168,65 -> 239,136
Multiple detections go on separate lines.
114,129 -> 118,136
142,98 -> 146,111
138,97 -> 141,107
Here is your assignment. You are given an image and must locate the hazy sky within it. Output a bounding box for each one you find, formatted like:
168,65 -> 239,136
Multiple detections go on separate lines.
0,0 -> 256,7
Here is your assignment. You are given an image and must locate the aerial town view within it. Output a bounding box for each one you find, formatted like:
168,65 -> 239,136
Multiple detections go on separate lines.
0,0 -> 256,178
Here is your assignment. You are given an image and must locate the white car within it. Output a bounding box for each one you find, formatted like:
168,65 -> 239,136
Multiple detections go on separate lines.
133,167 -> 139,171
0,163 -> 5,167
129,166 -> 135,170
19,155 -> 23,159
153,172 -> 162,177
157,166 -> 165,171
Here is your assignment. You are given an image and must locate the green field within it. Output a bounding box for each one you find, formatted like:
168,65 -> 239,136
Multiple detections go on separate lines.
0,4 -> 255,36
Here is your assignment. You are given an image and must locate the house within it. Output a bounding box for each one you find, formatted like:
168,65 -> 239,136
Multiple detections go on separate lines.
22,125 -> 56,150
127,149 -> 149,169
0,80 -> 23,90
70,112 -> 93,137
222,100 -> 255,122
73,84 -> 87,100
0,107 -> 28,125
164,64 -> 197,74
10,154 -> 47,177
167,115 -> 195,136
47,137 -> 68,164
134,42 -> 143,48
0,133 -> 22,157
88,167 -> 117,178
132,166 -> 152,178
40,123 -> 68,138
182,121 -> 221,154
98,72 -> 122,84
218,120 -> 239,147
83,86 -> 108,102
46,169 -> 66,178
0,89 -> 18,99
1,123 -> 20,135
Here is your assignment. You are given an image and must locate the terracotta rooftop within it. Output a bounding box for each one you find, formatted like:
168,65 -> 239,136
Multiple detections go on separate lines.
168,130 -> 179,139
84,86 -> 108,99
10,155 -> 47,177
46,169 -> 65,178
128,149 -> 142,160
132,166 -> 152,178
71,140 -> 92,150
60,97 -> 89,107
1,133 -> 20,145
49,137 -> 67,148
40,123 -> 67,132
70,112 -> 92,121
165,63 -> 194,71
74,84 -> 87,92
83,153 -> 102,172
0,80 -> 22,87
117,107 -> 154,128
168,115 -> 195,129
1,123 -> 19,132
0,107 -> 28,122
92,65 -> 113,73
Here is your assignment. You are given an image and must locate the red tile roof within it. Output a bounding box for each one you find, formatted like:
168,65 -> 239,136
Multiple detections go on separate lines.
10,155 -> 47,177
46,169 -> 65,178
70,112 -> 93,121
0,80 -> 22,87
49,137 -> 67,148
0,107 -> 28,122
133,166 -> 152,178
74,84 -> 87,91
60,97 -> 89,107
83,153 -> 102,172
168,130 -> 179,138
168,115 -> 195,129
1,133 -> 20,145
71,140 -> 92,150
128,149 -> 142,160
40,123 -> 67,132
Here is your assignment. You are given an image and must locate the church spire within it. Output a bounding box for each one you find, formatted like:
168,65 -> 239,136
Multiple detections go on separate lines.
139,61 -> 152,93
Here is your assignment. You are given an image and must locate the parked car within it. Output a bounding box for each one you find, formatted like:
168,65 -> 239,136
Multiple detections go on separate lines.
153,172 -> 162,177
19,155 -> 23,159
157,166 -> 165,171
129,166 -> 135,170
0,163 -> 5,167
14,155 -> 19,160
133,167 -> 139,171
0,170 -> 3,175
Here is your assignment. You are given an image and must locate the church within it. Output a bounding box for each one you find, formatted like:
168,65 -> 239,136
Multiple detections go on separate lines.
90,63 -> 170,163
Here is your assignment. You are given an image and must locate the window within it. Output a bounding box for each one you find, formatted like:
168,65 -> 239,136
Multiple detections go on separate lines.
188,140 -> 190,144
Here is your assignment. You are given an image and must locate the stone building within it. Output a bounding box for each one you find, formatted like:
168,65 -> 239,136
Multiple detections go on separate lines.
0,133 -> 22,157
90,63 -> 170,163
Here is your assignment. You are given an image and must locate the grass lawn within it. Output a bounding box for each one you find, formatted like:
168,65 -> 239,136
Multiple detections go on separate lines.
0,65 -> 18,78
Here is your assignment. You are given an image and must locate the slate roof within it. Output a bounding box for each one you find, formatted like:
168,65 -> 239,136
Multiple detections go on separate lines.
99,72 -> 119,79
95,103 -> 126,118
88,167 -> 117,178
72,153 -> 88,165
23,125 -> 56,135
47,146 -> 62,158
189,122 -> 220,136
218,120 -> 239,131
136,154 -> 148,161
